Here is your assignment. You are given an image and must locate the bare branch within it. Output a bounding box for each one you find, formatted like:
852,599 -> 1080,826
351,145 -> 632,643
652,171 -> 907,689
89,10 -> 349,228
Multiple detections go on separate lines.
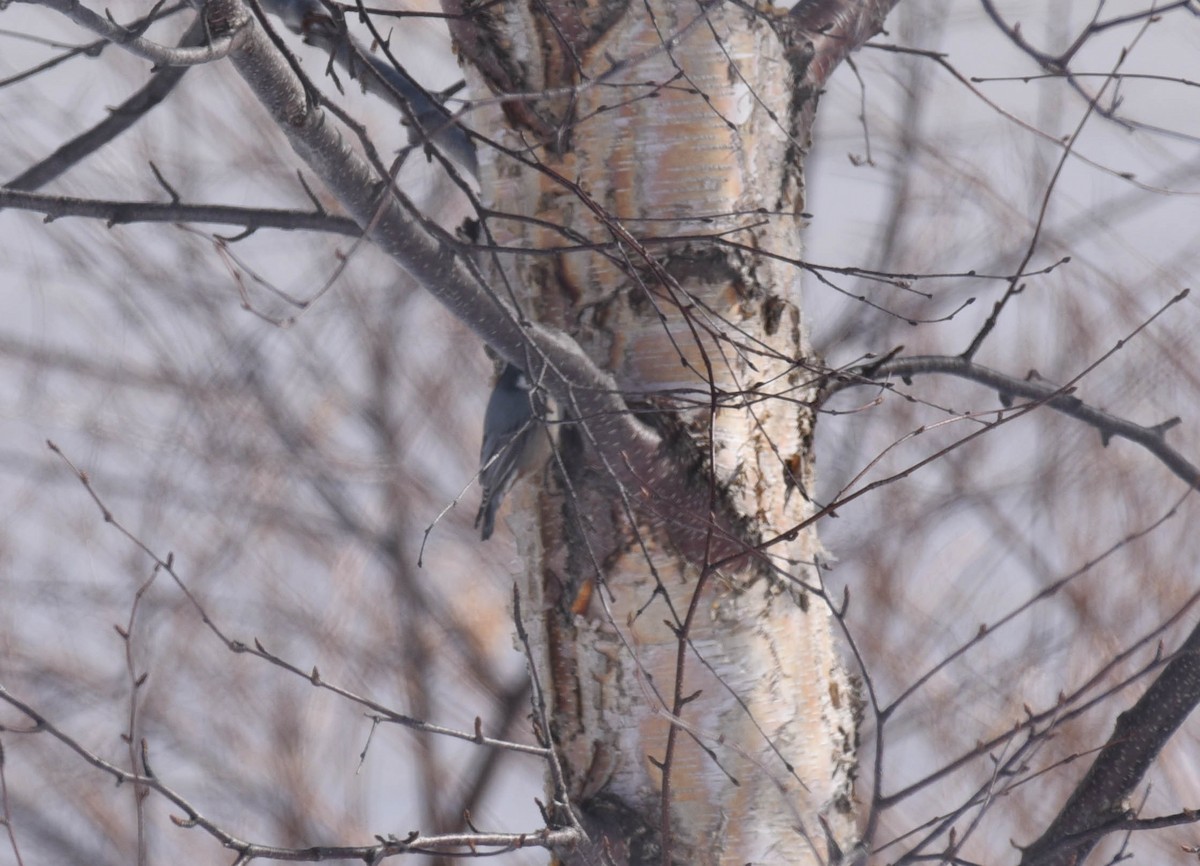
839,331 -> 1200,491
42,440 -> 552,761
961,24 -> 1141,360
15,0 -> 243,65
1020,616 -> 1200,866
0,739 -> 25,866
0,2 -> 187,88
258,0 -> 476,175
2,684 -> 583,862
5,16 -> 205,191
0,188 -> 362,234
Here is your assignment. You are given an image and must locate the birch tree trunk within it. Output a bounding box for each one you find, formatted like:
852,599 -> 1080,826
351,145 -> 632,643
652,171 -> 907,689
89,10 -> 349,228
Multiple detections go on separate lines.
445,3 -> 893,862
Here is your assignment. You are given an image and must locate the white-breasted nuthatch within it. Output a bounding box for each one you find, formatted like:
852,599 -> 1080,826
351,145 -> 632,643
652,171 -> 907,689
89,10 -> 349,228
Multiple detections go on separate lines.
475,362 -> 547,540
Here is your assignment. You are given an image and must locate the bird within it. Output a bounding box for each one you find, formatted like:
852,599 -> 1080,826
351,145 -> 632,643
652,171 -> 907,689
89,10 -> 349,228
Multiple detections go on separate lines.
475,363 -> 546,540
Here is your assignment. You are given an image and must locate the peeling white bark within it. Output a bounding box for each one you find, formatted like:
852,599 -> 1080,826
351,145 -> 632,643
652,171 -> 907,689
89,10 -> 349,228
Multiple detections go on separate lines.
451,3 -> 864,863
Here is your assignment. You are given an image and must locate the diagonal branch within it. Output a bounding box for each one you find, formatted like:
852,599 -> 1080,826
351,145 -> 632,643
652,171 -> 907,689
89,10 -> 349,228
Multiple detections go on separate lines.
258,0 -> 477,175
6,17 -> 206,191
1019,617 -> 1200,866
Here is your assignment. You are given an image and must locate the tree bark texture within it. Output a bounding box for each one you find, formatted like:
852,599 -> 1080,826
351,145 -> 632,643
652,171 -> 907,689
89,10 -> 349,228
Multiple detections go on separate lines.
446,3 -> 862,863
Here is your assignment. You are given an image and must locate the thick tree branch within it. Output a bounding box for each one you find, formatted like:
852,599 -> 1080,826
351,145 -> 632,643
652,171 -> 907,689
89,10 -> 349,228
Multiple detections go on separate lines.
201,0 -> 609,405
259,0 -> 477,176
1020,617 -> 1200,866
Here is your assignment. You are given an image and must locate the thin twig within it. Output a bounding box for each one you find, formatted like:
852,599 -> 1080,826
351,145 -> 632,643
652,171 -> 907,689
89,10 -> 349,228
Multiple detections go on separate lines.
0,188 -> 362,235
43,440 -> 550,760
4,685 -> 582,863
0,740 -> 26,866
